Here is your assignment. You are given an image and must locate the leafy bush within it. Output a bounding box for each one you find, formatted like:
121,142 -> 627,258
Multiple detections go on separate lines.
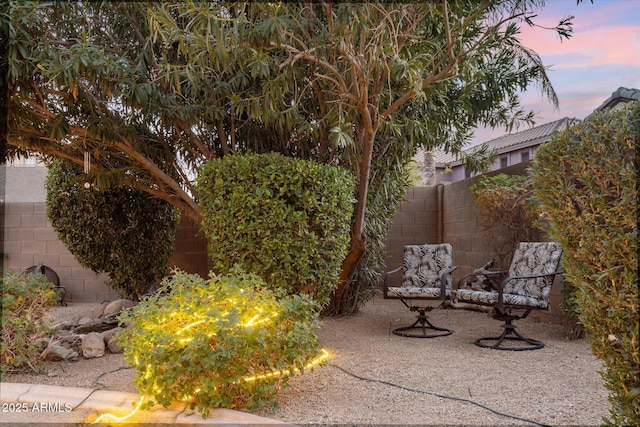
117,270 -> 324,415
1,270 -> 58,374
196,152 -> 355,307
470,173 -> 541,268
45,158 -> 181,299
531,101 -> 639,426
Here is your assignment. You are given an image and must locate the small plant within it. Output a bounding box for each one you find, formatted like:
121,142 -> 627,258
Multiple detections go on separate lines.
1,270 -> 58,374
470,173 -> 541,268
531,101 -> 639,426
196,152 -> 355,307
117,269 -> 324,415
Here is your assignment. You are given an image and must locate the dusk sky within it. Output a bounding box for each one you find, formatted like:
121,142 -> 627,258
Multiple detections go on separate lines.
469,0 -> 640,146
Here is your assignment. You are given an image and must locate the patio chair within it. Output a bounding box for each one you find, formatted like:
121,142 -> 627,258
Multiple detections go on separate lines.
453,242 -> 563,350
26,263 -> 67,306
383,243 -> 457,338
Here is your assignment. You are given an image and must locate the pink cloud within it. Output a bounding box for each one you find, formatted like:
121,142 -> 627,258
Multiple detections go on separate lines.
528,26 -> 639,68
516,3 -> 640,68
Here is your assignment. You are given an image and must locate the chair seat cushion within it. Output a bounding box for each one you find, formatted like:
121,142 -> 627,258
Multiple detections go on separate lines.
387,287 -> 451,299
454,289 -> 549,309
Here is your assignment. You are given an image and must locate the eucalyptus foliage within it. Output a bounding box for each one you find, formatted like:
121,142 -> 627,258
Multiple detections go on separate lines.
45,158 -> 180,299
6,1 -> 574,314
531,102 -> 639,426
196,153 -> 355,307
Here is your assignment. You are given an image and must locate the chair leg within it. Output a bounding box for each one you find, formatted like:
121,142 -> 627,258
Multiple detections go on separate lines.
475,317 -> 544,351
393,306 -> 453,338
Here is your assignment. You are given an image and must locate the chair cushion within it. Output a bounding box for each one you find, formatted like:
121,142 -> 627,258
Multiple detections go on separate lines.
505,242 -> 562,301
454,289 -> 549,309
402,244 -> 453,289
387,287 -> 452,299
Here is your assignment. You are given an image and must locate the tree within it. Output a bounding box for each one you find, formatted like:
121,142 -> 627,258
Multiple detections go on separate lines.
5,1 -> 573,314
45,158 -> 180,299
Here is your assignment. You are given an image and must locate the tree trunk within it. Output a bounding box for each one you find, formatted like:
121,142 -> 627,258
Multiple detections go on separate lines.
328,232 -> 366,314
328,123 -> 376,315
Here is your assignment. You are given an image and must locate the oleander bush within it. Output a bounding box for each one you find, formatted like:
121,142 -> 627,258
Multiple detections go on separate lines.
531,101 -> 639,426
1,270 -> 58,374
117,270 -> 324,415
45,158 -> 180,299
196,152 -> 355,307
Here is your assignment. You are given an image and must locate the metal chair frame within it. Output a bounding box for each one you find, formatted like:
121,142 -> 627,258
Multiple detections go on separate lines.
455,261 -> 562,351
383,255 -> 457,338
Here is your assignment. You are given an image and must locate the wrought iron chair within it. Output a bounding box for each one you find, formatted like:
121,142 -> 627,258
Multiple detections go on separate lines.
453,242 -> 563,350
383,243 -> 457,338
26,263 -> 66,306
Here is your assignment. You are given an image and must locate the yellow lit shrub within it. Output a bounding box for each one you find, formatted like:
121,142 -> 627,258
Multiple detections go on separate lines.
117,269 -> 324,416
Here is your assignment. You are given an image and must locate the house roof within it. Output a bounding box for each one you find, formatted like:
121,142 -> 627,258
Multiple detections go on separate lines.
593,86 -> 640,111
426,117 -> 573,167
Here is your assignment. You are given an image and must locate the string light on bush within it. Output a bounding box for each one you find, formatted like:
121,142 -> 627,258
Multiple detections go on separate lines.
91,349 -> 331,423
91,396 -> 144,424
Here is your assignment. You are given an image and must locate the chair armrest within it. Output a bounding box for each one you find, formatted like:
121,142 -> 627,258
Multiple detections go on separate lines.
383,266 -> 403,296
439,266 -> 458,299
496,270 -> 564,310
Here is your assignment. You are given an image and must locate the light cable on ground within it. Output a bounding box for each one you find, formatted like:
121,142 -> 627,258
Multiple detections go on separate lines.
328,363 -> 554,427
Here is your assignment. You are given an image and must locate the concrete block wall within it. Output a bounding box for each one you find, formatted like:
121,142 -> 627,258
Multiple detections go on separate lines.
169,217 -> 213,278
2,203 -> 216,303
3,202 -> 115,303
384,161 -> 565,324
383,186 -> 439,287
3,161 -> 564,322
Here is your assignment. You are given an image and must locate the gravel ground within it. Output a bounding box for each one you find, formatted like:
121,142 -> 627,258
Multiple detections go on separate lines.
4,297 -> 609,426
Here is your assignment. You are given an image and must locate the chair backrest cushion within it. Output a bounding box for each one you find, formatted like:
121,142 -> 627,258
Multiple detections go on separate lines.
505,242 -> 562,301
402,244 -> 453,289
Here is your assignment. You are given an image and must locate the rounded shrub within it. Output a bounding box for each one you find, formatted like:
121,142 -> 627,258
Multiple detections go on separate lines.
45,158 -> 180,299
196,152 -> 355,307
530,101 -> 638,425
116,269 -> 324,415
1,270 -> 58,374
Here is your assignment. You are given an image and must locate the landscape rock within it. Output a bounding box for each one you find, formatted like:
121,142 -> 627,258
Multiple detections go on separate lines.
82,332 -> 105,358
88,304 -> 107,319
54,318 -> 79,330
44,344 -> 75,361
78,316 -> 102,326
103,327 -> 124,354
35,337 -> 52,350
103,299 -> 136,317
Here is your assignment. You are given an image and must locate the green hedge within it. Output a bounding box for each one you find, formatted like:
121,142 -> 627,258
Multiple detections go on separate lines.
117,270 -> 323,414
196,153 -> 355,307
45,158 -> 180,299
531,101 -> 639,425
